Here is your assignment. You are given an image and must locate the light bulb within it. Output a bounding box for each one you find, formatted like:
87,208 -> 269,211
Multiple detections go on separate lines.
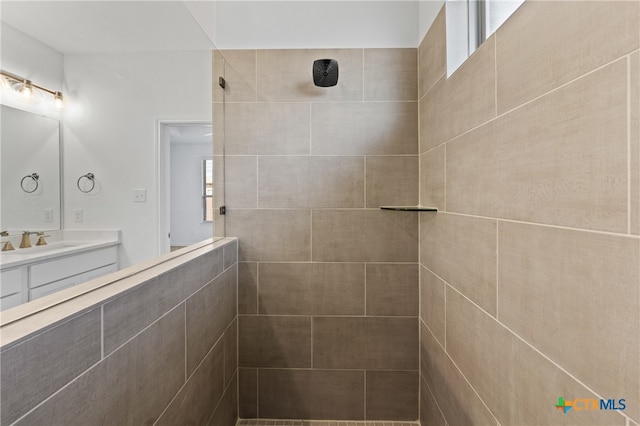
54,92 -> 64,109
20,80 -> 33,99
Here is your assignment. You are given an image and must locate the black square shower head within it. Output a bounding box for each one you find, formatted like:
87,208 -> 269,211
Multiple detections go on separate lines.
313,59 -> 339,87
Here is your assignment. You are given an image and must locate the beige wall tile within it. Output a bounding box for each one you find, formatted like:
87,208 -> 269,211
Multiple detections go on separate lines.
186,266 -> 237,375
16,307 -> 185,426
420,36 -> 496,152
420,376 -> 446,426
156,339 -> 224,426
498,221 -> 640,420
420,322 -> 497,426
311,102 -> 418,155
366,263 -> 419,316
1,309 -> 101,425
259,156 -> 365,208
446,288 -> 626,426
226,156 -> 257,208
418,6 -> 446,99
238,262 -> 258,314
312,210 -> 418,262
366,371 -> 419,420
239,368 -> 258,419
258,262 -> 365,315
631,51 -> 639,235
364,48 -> 417,101
447,61 -> 629,233
313,317 -> 418,370
257,49 -> 363,102
420,213 -> 497,315
258,369 -> 364,420
223,318 -> 237,388
420,266 -> 445,346
227,209 -> 311,261
208,373 -> 237,426
496,1 -> 640,114
366,156 -> 418,208
419,145 -> 445,209
222,103 -> 310,155
239,315 -> 311,368
214,50 -> 257,103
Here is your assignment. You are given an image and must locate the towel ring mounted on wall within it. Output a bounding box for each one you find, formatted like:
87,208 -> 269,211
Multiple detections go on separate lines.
20,173 -> 40,193
77,172 -> 96,193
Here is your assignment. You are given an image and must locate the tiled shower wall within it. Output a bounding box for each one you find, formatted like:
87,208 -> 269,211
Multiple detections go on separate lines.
214,49 -> 421,420
0,239 -> 238,426
418,2 -> 640,426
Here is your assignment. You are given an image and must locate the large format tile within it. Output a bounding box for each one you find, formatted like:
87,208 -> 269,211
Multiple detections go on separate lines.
631,51 -> 639,235
208,373 -> 237,426
420,322 -> 497,426
418,5 -> 446,99
420,375 -> 446,426
496,0 -> 640,113
239,368 -> 258,418
222,103 -> 310,155
258,262 -> 365,315
225,156 -> 258,208
419,266 -> 445,346
498,221 -> 640,420
447,61 -> 629,233
238,262 -> 258,314
445,288 -> 626,426
186,266 -> 237,375
365,156 -> 418,208
156,339 -> 224,426
420,213 -> 497,315
313,317 -> 418,370
364,48 -> 417,101
420,36 -> 495,152
223,318 -> 237,388
312,210 -> 418,262
214,50 -> 257,103
258,156 -> 365,208
1,309 -> 101,426
16,307 -> 185,426
227,209 -> 311,261
311,102 -> 418,155
257,49 -> 363,102
419,145 -> 445,209
366,263 -> 419,316
258,369 -> 365,420
239,315 -> 311,368
366,370 -> 419,420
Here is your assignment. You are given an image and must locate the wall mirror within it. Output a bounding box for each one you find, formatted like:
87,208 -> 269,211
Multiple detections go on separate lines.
0,1 -> 219,312
1,105 -> 61,231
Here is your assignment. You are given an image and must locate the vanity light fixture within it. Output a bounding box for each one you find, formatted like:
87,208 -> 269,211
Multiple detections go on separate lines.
0,69 -> 64,108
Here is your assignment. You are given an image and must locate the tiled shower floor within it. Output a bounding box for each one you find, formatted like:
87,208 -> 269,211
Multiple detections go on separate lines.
237,420 -> 419,426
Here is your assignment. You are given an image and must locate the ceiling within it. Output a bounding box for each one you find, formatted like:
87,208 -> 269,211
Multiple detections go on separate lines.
0,1 -> 215,54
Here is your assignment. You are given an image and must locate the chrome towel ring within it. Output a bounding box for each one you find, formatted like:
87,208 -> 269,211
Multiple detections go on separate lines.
77,172 -> 96,193
20,173 -> 40,193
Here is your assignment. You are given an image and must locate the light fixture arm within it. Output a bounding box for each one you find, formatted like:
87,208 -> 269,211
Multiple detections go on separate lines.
1,69 -> 64,104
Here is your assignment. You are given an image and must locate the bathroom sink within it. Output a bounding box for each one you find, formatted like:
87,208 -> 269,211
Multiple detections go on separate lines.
1,241 -> 87,257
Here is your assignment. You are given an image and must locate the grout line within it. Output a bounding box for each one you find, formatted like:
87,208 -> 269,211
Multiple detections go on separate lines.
443,143 -> 447,212
309,102 -> 313,155
494,32 -> 498,118
495,219 -> 499,320
627,55 -> 632,235
363,156 -> 367,209
256,367 -> 260,419
256,263 -> 260,314
310,317 -> 314,368
438,210 -> 640,240
363,263 -> 367,316
256,156 -> 260,208
100,305 -> 104,359
363,369 -> 367,420
255,50 -> 258,103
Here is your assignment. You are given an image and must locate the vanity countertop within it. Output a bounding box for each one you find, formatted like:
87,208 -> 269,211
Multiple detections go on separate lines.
0,230 -> 120,270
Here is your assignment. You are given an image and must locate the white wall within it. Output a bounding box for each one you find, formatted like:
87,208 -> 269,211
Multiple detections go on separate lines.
214,1 -> 420,49
419,0 -> 445,42
62,51 -> 212,267
169,142 -> 212,246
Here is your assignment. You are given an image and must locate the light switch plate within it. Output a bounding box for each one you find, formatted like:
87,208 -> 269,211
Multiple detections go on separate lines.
133,189 -> 147,203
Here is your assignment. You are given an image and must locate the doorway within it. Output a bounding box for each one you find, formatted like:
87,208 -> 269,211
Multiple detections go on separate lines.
157,121 -> 213,255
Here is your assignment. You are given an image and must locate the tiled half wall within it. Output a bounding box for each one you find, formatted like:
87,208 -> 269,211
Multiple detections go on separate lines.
214,48 -> 421,421
0,239 -> 239,426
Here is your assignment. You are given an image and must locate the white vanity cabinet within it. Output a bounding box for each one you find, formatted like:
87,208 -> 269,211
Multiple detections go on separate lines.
0,245 -> 118,310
